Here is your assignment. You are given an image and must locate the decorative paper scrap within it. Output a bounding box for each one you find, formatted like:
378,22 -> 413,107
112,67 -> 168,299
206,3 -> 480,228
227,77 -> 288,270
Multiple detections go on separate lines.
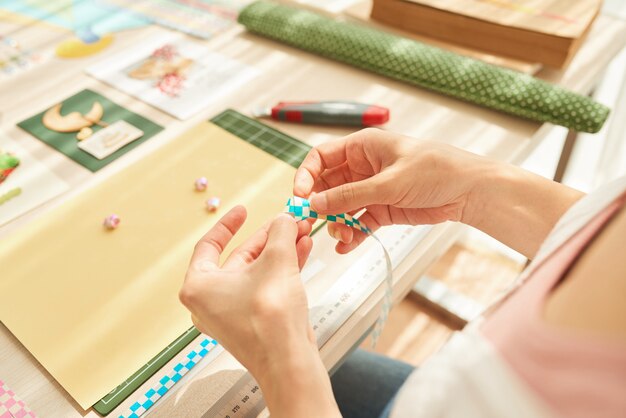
0,140 -> 69,226
285,196 -> 392,345
0,150 -> 19,185
0,36 -> 48,79
55,34 -> 114,59
118,338 -> 220,418
102,0 -> 250,40
0,1 -> 148,38
0,379 -> 36,418
86,34 -> 259,119
78,120 -> 144,160
17,89 -> 163,172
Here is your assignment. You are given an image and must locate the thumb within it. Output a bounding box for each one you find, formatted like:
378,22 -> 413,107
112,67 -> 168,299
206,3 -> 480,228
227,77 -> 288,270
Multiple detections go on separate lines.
311,176 -> 385,214
261,213 -> 299,265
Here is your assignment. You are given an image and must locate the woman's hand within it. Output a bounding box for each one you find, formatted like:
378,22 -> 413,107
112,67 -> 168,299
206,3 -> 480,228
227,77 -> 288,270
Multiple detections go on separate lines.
179,206 -> 340,418
294,128 -> 582,258
294,128 -> 493,253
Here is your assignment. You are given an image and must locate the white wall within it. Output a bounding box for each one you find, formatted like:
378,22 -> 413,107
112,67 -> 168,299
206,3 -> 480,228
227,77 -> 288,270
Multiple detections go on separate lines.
521,1 -> 626,192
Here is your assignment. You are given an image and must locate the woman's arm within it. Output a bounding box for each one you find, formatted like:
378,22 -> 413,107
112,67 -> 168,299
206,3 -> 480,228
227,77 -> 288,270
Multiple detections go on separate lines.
256,340 -> 341,418
463,161 -> 583,258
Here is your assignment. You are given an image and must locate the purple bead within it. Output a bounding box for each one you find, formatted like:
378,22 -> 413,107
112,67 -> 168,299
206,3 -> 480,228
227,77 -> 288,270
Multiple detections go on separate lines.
194,177 -> 208,191
103,214 -> 120,230
205,197 -> 220,212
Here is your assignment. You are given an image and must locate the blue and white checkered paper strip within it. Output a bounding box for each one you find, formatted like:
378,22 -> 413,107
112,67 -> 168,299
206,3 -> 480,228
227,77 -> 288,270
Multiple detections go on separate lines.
285,196 -> 372,234
285,196 -> 392,346
119,338 -> 219,418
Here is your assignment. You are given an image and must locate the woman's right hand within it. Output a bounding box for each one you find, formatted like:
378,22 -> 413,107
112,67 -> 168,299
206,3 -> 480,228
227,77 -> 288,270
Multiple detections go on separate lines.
294,128 -> 496,253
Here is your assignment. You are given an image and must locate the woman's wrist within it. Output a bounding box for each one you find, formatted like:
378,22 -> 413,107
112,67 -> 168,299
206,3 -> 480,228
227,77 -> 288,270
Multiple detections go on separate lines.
254,338 -> 340,418
461,159 -> 516,229
461,160 -> 583,258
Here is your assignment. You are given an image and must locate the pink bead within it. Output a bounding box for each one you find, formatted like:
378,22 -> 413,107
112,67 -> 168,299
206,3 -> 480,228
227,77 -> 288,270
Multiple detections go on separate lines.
194,177 -> 208,191
205,197 -> 220,212
103,214 -> 120,230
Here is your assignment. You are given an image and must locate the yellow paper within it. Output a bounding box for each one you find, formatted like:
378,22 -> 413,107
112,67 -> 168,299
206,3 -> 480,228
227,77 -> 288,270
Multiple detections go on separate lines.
0,122 -> 296,408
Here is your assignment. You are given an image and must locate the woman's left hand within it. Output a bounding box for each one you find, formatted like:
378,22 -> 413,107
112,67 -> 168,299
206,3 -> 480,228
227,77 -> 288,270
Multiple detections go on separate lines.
179,205 -> 314,376
180,206 -> 341,418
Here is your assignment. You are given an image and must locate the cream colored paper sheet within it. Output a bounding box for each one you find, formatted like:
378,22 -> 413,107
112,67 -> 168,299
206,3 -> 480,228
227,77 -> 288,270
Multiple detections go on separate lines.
404,0 -> 601,37
0,122 -> 296,409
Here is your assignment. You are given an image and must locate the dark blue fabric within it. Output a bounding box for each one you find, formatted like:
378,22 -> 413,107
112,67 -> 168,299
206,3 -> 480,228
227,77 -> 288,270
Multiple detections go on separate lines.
330,349 -> 415,418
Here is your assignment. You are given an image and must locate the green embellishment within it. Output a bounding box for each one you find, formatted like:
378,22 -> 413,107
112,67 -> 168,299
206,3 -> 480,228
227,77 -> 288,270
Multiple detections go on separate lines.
0,152 -> 20,170
0,151 -> 20,184
239,1 -> 610,133
0,187 -> 22,205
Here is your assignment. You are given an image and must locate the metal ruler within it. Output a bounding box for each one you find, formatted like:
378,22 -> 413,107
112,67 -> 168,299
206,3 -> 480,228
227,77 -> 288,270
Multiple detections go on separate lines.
201,224 -> 430,418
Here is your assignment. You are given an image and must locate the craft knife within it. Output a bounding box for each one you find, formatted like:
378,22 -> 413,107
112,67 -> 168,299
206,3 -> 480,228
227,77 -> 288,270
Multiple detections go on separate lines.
252,101 -> 390,126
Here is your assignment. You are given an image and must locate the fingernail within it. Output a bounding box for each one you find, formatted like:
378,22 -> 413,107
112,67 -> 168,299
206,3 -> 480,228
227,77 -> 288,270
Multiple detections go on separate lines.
277,213 -> 294,222
332,228 -> 342,241
311,193 -> 327,211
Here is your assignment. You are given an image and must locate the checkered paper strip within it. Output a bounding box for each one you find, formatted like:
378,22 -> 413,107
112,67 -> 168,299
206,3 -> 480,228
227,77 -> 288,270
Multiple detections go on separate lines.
0,379 -> 36,418
119,338 -> 218,418
285,196 -> 391,346
285,196 -> 372,234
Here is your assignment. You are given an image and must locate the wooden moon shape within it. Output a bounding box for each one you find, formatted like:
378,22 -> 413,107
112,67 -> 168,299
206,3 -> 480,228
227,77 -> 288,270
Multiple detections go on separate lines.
42,102 -> 104,133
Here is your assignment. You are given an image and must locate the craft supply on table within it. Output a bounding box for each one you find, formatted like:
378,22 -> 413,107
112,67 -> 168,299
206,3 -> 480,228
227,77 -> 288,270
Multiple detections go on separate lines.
18,89 -> 162,172
102,0 -> 248,40
0,36 -> 47,78
55,34 -> 115,59
205,197 -> 221,212
91,110 -> 314,415
253,101 -> 390,126
0,188 -> 22,206
77,120 -> 145,160
117,339 -> 222,418
0,110 -> 305,410
238,1 -> 610,133
86,33 -> 259,119
0,140 -> 69,226
0,1 -> 148,39
370,0 -> 602,68
0,151 -> 19,185
103,214 -> 121,230
194,177 -> 208,191
42,102 -> 106,134
93,327 -> 202,415
0,379 -> 37,418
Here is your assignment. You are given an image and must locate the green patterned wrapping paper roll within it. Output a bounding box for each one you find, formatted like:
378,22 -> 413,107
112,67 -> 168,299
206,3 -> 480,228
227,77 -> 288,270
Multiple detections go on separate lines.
238,1 -> 609,133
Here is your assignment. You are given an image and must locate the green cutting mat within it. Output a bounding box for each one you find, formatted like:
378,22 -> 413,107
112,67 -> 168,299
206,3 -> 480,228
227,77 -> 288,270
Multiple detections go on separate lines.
93,109 -> 311,415
17,89 -> 163,172
213,109 -> 312,168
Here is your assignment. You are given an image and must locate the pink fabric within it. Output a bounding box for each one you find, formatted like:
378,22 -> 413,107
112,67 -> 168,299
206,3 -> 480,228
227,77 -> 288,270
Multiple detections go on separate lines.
482,194 -> 626,418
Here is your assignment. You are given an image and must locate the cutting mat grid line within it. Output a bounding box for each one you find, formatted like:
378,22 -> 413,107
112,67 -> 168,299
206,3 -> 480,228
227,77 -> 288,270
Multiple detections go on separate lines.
92,110 -> 311,415
212,110 -> 312,167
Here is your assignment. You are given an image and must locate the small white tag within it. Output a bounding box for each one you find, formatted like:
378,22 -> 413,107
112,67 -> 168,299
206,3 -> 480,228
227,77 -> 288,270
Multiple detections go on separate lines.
78,121 -> 144,160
